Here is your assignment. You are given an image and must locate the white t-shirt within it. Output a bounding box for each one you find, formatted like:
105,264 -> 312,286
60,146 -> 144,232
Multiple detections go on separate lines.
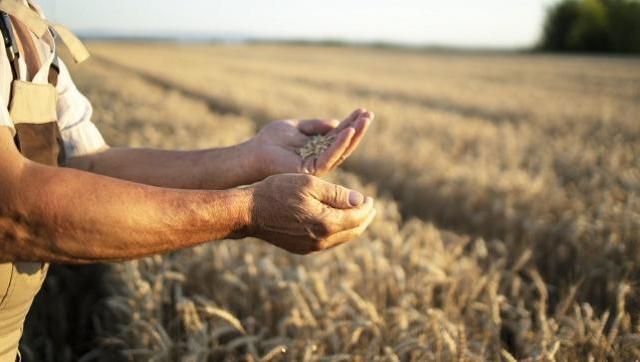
0,0 -> 106,158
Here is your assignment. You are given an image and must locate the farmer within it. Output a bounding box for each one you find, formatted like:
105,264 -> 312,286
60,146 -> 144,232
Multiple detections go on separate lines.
0,0 -> 375,359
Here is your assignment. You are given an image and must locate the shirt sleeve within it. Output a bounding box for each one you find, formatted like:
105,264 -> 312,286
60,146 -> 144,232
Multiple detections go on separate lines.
55,59 -> 107,158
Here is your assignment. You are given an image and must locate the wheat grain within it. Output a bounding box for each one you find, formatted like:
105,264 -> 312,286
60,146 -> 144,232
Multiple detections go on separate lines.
297,135 -> 336,159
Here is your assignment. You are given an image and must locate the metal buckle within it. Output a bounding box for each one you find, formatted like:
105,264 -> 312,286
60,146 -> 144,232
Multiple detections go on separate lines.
0,12 -> 20,80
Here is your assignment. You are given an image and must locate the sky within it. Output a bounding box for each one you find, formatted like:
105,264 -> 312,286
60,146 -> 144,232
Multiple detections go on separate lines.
37,0 -> 561,49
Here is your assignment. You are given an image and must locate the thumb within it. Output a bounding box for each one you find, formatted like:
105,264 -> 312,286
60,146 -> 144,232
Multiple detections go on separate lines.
313,180 -> 364,209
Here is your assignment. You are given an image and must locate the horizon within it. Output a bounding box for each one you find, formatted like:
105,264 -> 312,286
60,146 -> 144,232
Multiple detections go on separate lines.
37,0 -> 561,49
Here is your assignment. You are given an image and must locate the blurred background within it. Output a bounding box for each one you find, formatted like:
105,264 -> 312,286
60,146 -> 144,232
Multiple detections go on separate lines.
39,0 -> 640,53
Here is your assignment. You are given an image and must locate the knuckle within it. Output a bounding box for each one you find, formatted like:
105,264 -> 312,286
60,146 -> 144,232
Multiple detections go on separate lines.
297,174 -> 316,189
267,174 -> 288,190
332,184 -> 340,204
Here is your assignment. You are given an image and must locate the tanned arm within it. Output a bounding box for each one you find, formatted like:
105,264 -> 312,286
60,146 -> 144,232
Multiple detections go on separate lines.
65,109 -> 374,190
65,141 -> 260,190
0,127 -> 251,263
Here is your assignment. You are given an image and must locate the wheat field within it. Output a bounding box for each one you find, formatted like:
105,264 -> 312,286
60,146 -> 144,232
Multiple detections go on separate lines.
19,43 -> 640,361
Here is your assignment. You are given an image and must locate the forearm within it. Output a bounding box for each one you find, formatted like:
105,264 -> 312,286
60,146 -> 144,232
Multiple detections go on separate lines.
0,159 -> 252,264
65,140 -> 264,190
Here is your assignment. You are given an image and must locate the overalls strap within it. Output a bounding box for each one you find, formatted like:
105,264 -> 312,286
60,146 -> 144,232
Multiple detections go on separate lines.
0,0 -> 89,63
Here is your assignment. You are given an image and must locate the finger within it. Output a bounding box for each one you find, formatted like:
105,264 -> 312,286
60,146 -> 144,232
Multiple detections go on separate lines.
327,108 -> 365,136
308,179 -> 374,240
314,127 -> 355,174
310,178 -> 368,209
319,208 -> 377,251
336,113 -> 373,166
313,194 -> 374,236
331,196 -> 375,230
298,119 -> 339,136
301,155 -> 317,174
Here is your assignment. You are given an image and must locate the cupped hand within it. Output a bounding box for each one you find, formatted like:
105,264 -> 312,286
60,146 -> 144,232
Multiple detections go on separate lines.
252,109 -> 373,177
248,173 -> 376,254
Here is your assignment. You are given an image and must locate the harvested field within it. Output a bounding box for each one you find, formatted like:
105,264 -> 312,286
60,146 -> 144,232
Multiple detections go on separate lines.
21,43 -> 640,361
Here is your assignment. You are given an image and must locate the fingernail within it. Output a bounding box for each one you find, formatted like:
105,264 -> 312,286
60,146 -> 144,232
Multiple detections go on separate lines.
348,191 -> 364,206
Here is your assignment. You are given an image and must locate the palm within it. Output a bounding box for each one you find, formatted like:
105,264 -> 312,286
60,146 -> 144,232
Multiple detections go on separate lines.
257,121 -> 308,173
254,109 -> 373,176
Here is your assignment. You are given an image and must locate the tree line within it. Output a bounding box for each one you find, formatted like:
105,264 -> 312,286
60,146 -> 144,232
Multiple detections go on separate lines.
541,0 -> 640,53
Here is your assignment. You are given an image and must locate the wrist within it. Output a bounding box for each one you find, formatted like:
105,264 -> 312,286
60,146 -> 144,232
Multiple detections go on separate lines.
225,186 -> 256,239
243,137 -> 270,181
197,140 -> 266,189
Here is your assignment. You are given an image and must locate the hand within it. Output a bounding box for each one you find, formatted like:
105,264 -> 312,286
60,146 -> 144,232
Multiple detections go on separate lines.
251,109 -> 373,177
247,174 -> 376,254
